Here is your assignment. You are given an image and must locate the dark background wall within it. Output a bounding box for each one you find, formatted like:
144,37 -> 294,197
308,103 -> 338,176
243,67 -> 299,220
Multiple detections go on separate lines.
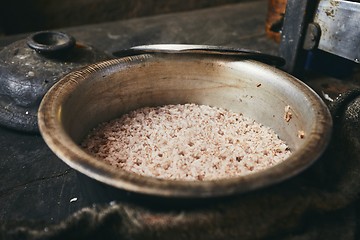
0,0 -> 250,35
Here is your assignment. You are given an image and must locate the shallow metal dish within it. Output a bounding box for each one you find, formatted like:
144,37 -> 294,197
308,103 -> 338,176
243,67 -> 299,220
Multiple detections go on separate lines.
38,52 -> 332,198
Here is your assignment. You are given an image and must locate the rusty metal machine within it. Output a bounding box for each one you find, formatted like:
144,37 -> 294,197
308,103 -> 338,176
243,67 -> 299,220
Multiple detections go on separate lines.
279,0 -> 360,76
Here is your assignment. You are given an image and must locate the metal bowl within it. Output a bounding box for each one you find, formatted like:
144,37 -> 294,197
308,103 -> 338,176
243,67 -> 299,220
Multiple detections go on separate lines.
38,52 -> 332,199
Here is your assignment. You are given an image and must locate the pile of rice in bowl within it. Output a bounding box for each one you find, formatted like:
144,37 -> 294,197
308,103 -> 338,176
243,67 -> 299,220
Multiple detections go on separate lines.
81,103 -> 291,181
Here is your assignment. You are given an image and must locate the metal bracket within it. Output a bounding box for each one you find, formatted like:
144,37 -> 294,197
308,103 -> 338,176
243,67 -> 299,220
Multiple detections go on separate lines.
303,23 -> 321,51
279,0 -> 317,76
313,0 -> 360,63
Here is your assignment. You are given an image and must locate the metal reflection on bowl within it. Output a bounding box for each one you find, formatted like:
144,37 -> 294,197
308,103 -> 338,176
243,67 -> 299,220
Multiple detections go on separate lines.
38,52 -> 332,198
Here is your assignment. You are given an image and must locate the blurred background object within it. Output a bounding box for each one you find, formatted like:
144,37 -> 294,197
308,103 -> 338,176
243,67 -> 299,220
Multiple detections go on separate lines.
265,0 -> 287,43
0,0 -> 252,35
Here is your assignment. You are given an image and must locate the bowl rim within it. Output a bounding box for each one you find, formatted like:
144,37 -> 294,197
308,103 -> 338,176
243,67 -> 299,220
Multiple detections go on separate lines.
38,54 -> 333,198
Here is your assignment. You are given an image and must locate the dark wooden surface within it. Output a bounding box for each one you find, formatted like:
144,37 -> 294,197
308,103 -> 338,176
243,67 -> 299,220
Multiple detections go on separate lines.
0,128 -> 82,224
0,0 -> 250,35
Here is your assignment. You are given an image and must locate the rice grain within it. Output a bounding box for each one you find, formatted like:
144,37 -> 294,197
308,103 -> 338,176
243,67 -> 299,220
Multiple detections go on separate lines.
81,103 -> 291,181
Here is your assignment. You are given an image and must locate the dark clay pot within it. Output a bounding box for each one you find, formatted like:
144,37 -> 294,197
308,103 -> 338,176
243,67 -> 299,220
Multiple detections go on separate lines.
0,31 -> 109,132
